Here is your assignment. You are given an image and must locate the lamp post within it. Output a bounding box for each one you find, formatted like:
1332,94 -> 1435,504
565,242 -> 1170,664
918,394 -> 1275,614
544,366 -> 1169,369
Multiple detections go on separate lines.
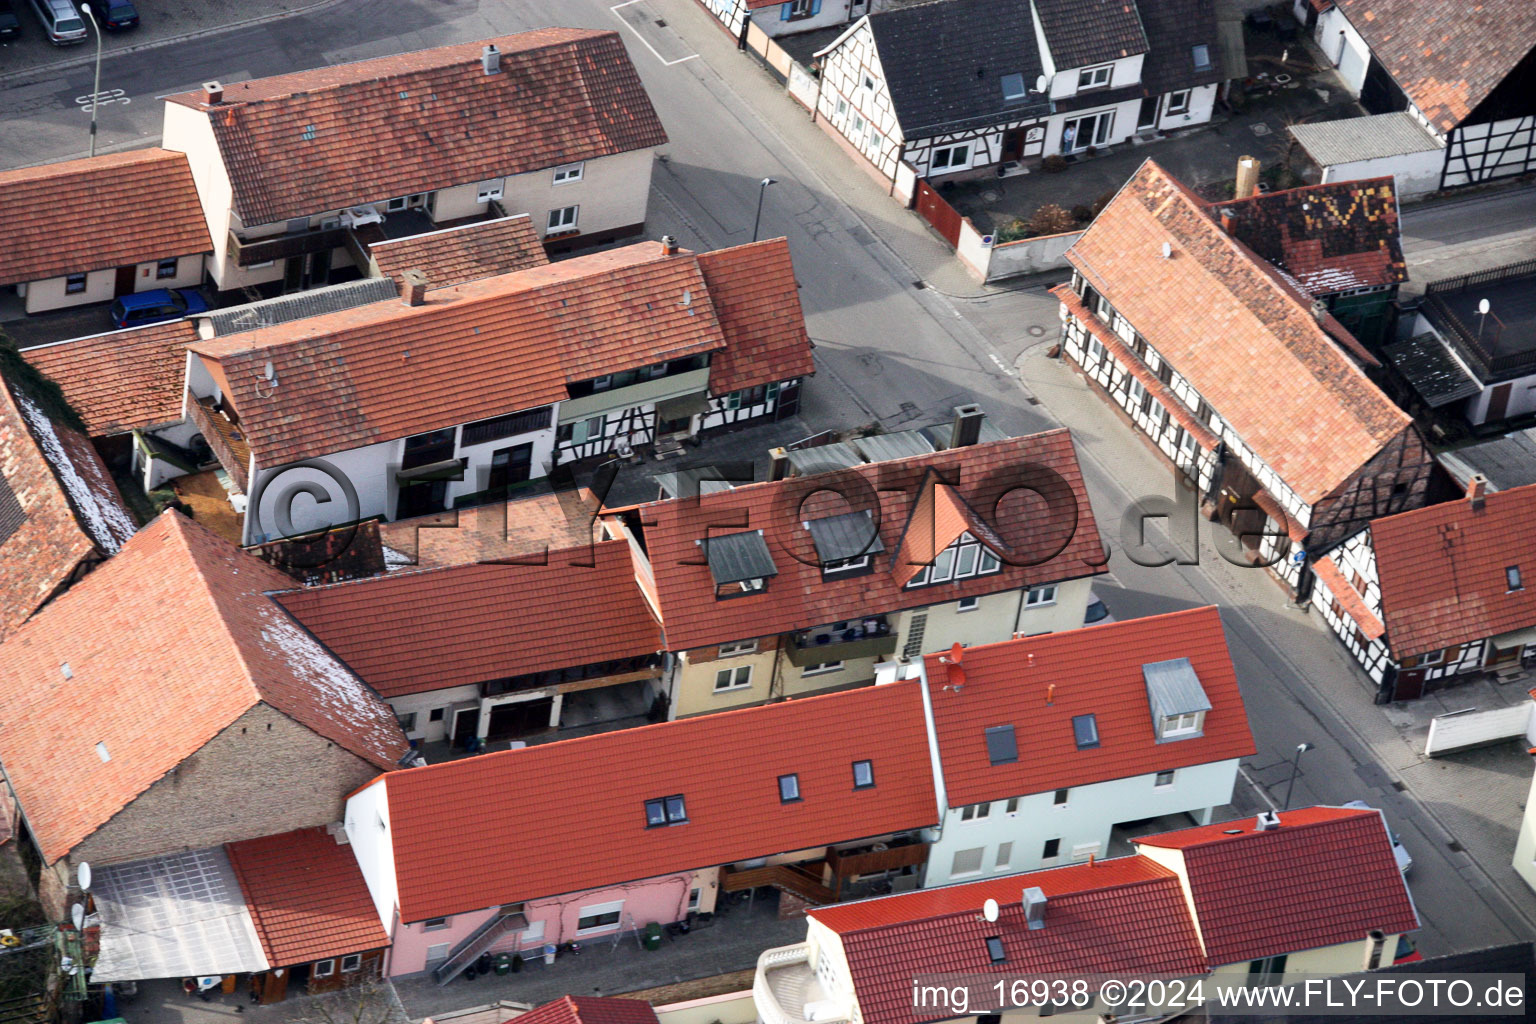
751,177 -> 778,243
1282,741 -> 1313,811
80,2 -> 103,157
1477,298 -> 1492,345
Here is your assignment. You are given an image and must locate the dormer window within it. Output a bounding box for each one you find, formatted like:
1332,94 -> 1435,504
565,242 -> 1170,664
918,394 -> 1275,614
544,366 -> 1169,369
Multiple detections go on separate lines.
644,794 -> 688,827
807,510 -> 883,580
1077,64 -> 1112,90
703,531 -> 778,599
1162,712 -> 1204,738
1144,656 -> 1212,742
905,532 -> 1003,588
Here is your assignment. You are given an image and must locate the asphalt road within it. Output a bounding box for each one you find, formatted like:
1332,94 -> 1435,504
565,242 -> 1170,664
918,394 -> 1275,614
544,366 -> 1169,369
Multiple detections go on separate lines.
2,0 -> 1535,957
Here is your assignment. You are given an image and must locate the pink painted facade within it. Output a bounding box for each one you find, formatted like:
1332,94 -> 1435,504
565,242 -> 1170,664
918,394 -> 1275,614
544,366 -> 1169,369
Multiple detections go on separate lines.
386,868 -> 719,977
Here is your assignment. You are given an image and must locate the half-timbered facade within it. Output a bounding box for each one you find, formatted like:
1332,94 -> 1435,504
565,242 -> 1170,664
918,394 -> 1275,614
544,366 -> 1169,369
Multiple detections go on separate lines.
1311,478 -> 1536,702
1055,160 -> 1435,599
812,0 -> 1225,188
1294,1 -> 1536,191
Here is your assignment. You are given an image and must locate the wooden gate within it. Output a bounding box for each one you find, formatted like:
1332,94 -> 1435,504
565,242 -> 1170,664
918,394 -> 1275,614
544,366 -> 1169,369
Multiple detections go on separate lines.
915,179 -> 963,248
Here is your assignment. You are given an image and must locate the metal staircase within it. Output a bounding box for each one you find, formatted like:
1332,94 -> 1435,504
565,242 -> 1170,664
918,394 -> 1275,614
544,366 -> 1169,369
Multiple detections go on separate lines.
431,910 -> 528,985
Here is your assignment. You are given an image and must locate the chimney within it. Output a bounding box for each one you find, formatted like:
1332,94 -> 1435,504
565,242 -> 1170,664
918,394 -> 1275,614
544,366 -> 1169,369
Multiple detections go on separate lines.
402,269 -> 428,307
1022,887 -> 1047,930
1255,810 -> 1281,831
481,44 -> 501,75
1235,156 -> 1261,199
1218,207 -> 1235,235
949,403 -> 985,448
1046,683 -> 1055,705
1467,473 -> 1488,509
1364,930 -> 1386,970
203,81 -> 223,105
661,234 -> 678,255
768,447 -> 790,481
1311,298 -> 1328,323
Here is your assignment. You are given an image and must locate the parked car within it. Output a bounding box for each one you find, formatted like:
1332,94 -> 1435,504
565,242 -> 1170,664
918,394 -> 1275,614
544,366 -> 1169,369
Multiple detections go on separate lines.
1343,801 -> 1412,875
1084,592 -> 1116,626
96,0 -> 136,30
27,0 -> 85,43
109,289 -> 210,329
0,0 -> 23,38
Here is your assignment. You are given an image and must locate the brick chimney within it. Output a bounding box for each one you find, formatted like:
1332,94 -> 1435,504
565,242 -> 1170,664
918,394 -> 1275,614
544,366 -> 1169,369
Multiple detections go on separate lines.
661,235 -> 678,256
203,81 -> 223,105
1218,207 -> 1235,234
1468,473 -> 1488,509
402,269 -> 428,307
1235,155 -> 1261,199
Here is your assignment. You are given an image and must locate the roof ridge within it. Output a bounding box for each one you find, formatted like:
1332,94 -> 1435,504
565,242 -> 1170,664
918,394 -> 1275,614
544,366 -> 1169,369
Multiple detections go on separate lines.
1144,807 -> 1373,849
276,537 -> 625,596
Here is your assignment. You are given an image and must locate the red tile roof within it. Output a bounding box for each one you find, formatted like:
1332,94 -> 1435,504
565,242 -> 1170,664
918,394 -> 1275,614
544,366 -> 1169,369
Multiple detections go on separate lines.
1313,555 -> 1387,641
1066,160 -> 1411,506
1368,484 -> 1536,659
0,376 -> 135,641
696,239 -> 815,393
923,607 -> 1255,807
23,321 -> 197,436
165,31 -> 667,226
1211,178 -> 1406,295
0,149 -> 211,285
0,510 -> 408,863
275,539 -> 661,698
1135,807 -> 1419,965
377,680 -> 938,922
377,486 -> 601,569
892,478 -> 997,588
1334,0 -> 1536,133
809,858 -> 1207,1024
226,827 -> 389,966
190,241 -> 810,468
632,430 -> 1104,651
370,216 -> 549,289
511,998 -> 659,1024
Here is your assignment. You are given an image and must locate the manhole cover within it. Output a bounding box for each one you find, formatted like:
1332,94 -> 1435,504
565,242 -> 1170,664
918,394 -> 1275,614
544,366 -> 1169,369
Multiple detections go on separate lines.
1249,122 -> 1271,136
980,189 -> 1002,203
1273,73 -> 1292,84
1027,325 -> 1046,337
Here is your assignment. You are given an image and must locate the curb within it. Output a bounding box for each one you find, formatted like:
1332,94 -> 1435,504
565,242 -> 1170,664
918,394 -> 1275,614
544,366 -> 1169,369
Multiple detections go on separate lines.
0,0 -> 350,89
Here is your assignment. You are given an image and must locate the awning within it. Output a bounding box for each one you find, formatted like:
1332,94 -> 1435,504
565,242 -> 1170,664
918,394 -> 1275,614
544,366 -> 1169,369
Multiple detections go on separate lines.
396,458 -> 465,483
1491,624 -> 1536,648
89,847 -> 269,983
656,392 -> 710,421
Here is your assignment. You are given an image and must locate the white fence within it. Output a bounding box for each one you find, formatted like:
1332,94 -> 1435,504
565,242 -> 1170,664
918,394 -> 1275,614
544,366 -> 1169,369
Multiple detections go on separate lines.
1424,702 -> 1536,757
957,221 -> 1084,283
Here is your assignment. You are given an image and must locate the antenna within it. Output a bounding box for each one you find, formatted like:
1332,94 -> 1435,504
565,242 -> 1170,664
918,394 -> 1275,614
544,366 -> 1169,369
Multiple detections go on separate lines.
77,862 -> 91,892
983,898 -> 999,922
1160,242 -> 1173,259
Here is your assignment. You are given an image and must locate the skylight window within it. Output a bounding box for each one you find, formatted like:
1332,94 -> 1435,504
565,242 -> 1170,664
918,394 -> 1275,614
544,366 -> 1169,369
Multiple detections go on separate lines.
853,760 -> 875,788
1508,566 -> 1524,591
1000,73 -> 1026,101
1072,714 -> 1100,750
778,774 -> 801,803
985,725 -> 1018,765
1192,44 -> 1212,70
644,795 -> 688,827
986,936 -> 1006,963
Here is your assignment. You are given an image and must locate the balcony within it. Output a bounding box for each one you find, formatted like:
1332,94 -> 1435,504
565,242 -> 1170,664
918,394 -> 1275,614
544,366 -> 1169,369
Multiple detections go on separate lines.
755,944 -> 851,1024
188,395 -> 250,492
228,226 -> 350,268
826,838 -> 930,883
785,616 -> 897,667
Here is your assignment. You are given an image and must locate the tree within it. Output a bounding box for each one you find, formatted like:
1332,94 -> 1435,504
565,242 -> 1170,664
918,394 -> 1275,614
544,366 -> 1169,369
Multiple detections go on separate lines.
285,979 -> 408,1024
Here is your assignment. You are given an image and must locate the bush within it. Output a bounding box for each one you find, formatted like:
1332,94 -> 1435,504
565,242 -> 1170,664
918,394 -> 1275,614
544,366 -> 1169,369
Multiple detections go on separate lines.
1027,204 -> 1078,236
1091,190 -> 1117,215
996,218 -> 1030,244
1071,204 -> 1094,222
1040,154 -> 1068,173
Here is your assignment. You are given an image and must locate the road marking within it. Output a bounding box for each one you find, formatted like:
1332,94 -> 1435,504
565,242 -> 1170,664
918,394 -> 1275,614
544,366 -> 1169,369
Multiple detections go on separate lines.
75,89 -> 129,109
988,352 -> 1013,376
610,1 -> 700,66
1238,764 -> 1278,811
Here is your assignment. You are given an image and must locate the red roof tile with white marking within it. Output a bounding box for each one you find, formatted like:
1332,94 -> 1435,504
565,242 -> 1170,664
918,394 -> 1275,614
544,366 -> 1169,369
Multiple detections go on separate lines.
377,680 -> 937,922
923,606 -> 1255,807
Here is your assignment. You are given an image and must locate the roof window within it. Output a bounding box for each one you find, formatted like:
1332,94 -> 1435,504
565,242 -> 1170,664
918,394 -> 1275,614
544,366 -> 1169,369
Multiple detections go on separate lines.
985,724 -> 1018,765
1072,714 -> 1100,750
644,794 -> 688,827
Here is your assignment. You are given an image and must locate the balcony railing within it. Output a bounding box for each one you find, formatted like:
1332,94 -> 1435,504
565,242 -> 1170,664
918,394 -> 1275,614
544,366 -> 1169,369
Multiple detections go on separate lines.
786,617 -> 897,667
827,840 -> 929,881
1422,259 -> 1536,378
228,227 -> 351,268
755,944 -> 851,1024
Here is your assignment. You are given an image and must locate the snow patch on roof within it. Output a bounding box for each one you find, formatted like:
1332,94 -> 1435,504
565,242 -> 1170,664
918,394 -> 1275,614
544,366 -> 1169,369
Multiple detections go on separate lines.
15,392 -> 136,553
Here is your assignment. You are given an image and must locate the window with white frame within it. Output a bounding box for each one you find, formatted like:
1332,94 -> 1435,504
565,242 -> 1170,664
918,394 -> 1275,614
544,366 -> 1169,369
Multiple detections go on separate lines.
576,901 -> 625,933
424,917 -> 450,931
1005,797 -> 1019,813
688,887 -> 702,911
397,712 -> 418,732
957,596 -> 980,612
1077,64 -> 1113,89
863,74 -> 876,92
951,847 -> 985,877
477,179 -> 505,202
851,112 -> 866,134
552,162 -> 585,184
65,273 -> 87,295
996,842 -> 1013,868
387,196 -> 409,212
547,205 -> 579,232
156,257 -> 179,280
960,802 -> 991,822
836,96 -> 848,116
313,960 -> 336,978
341,954 -> 363,973
1164,90 -> 1191,115
905,532 -> 1002,587
715,665 -> 752,691
1154,770 -> 1175,787
931,144 -> 970,171
717,639 -> 758,657
1160,711 -> 1204,739
1025,585 -> 1057,606
868,128 -> 884,152
425,943 -> 450,962
802,661 -> 844,676
563,415 -> 606,445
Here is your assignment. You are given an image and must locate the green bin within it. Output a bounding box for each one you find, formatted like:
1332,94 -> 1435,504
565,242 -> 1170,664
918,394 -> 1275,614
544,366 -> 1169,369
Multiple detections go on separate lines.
494,955 -> 511,975
643,922 -> 664,950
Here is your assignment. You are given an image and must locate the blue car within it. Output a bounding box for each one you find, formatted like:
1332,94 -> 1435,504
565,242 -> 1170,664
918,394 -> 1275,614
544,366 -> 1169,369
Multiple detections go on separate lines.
109,288 -> 209,329
99,0 -> 136,30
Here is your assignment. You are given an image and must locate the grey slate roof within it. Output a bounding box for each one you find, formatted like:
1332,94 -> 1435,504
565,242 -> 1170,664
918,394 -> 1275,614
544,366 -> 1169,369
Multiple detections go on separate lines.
1143,657 -> 1212,726
1033,0 -> 1147,69
198,277 -> 399,337
1437,429 -> 1536,491
704,530 -> 778,585
785,441 -> 864,475
1288,112 -> 1442,167
863,0 -> 1051,138
1138,0 -> 1227,95
1383,333 -> 1482,407
850,429 -> 935,463
806,510 -> 886,565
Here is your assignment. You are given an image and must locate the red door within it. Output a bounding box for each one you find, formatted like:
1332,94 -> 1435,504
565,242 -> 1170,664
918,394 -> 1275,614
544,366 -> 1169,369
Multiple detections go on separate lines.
915,179 -> 963,247
1485,382 -> 1513,422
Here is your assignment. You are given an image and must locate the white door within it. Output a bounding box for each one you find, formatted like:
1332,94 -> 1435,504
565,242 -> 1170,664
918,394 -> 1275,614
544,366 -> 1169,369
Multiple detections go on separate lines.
1336,32 -> 1368,93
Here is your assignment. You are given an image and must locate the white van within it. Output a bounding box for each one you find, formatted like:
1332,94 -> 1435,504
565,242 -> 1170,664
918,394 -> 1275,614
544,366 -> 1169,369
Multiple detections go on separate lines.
28,0 -> 86,43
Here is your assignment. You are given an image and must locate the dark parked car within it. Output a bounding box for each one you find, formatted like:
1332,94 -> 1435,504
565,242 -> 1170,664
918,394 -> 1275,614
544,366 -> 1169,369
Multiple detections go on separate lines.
0,0 -> 22,38
97,0 -> 136,30
109,288 -> 209,329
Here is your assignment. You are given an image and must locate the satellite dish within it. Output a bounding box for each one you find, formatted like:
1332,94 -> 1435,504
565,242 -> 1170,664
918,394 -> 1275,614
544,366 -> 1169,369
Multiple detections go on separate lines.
71,904 -> 85,930
264,360 -> 277,383
1478,299 -> 1491,315
1034,75 -> 1048,93
983,898 -> 1000,922
77,862 -> 91,892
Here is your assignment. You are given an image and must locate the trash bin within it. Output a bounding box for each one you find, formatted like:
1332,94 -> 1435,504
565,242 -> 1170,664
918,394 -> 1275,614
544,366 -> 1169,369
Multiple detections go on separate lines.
542,943 -> 557,965
643,922 -> 663,951
494,955 -> 511,976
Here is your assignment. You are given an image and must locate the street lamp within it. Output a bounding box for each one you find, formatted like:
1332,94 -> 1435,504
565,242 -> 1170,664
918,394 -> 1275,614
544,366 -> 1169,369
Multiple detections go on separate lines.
1282,741 -> 1314,811
80,2 -> 103,157
1477,298 -> 1492,345
751,177 -> 778,243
